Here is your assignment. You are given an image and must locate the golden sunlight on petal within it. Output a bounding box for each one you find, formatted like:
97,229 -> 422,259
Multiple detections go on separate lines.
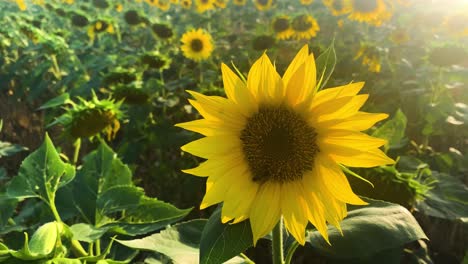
328,148 -> 396,167
247,54 -> 284,103
221,63 -> 257,116
250,182 -> 282,245
311,82 -> 365,108
281,181 -> 309,245
181,135 -> 241,159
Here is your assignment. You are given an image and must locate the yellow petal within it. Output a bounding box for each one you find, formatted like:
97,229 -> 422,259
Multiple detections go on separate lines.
182,151 -> 244,177
315,155 -> 367,205
301,179 -> 330,243
247,53 -> 284,104
221,172 -> 258,223
283,45 -> 309,88
176,119 -> 240,136
328,148 -> 396,168
221,63 -> 257,116
318,112 -> 388,131
312,95 -> 369,123
281,182 -> 309,245
311,82 -> 365,108
303,169 -> 347,235
249,182 -> 281,245
201,163 -> 249,209
318,130 -> 387,151
181,135 -> 241,159
187,91 -> 245,127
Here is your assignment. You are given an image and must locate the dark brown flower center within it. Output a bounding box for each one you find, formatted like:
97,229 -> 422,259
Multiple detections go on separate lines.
240,105 -> 319,183
292,15 -> 313,32
257,0 -> 269,6
273,17 -> 290,32
190,39 -> 204,52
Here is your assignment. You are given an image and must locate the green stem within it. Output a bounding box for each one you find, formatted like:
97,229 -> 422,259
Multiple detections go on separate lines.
48,197 -> 62,223
50,54 -> 62,80
71,239 -> 88,257
272,218 -> 285,264
72,138 -> 81,165
240,253 -> 255,264
285,241 -> 299,264
95,239 -> 101,255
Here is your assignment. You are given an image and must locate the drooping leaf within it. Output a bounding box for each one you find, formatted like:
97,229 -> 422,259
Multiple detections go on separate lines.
199,206 -> 253,264
7,134 -> 75,202
37,93 -> 71,110
315,40 -> 336,91
372,109 -> 407,151
306,198 -> 427,259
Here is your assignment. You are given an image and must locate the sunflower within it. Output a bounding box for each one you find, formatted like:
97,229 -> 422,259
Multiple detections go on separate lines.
272,15 -> 294,40
355,44 -> 382,73
322,0 -> 350,16
87,19 -> 114,43
346,0 -> 392,26
155,0 -> 172,11
177,45 -> 394,245
180,28 -> 214,62
252,35 -> 276,51
389,28 -> 409,45
291,14 -> 320,40
181,0 -> 192,8
233,0 -> 246,5
151,23 -> 174,39
300,0 -> 314,5
49,92 -> 124,140
16,0 -> 27,11
253,0 -> 273,11
195,0 -> 216,13
214,0 -> 228,8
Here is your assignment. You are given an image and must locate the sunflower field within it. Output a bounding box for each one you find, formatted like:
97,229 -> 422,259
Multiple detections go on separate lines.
0,0 -> 467,263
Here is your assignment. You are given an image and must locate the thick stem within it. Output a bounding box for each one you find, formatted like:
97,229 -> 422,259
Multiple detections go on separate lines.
272,218 -> 285,264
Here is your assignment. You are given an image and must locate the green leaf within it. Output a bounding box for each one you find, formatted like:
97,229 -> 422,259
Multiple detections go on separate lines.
199,206 -> 253,264
416,172 -> 468,221
70,223 -> 111,243
306,198 -> 427,259
97,186 -> 145,215
46,258 -> 82,264
372,109 -> 407,151
11,222 -> 61,260
104,196 -> 192,236
67,141 -> 133,225
7,134 -> 75,201
0,194 -> 18,228
315,40 -> 336,91
28,221 -> 61,256
0,140 -> 27,158
117,220 -> 206,264
37,93 -> 71,110
0,242 -> 10,255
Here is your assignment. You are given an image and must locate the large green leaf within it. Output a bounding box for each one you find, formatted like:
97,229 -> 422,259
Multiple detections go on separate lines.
60,142 -> 190,237
372,108 -> 407,151
116,220 -> 206,264
306,199 -> 427,259
7,134 -> 75,202
67,141 -> 133,225
416,172 -> 468,221
315,40 -> 336,91
199,206 -> 253,264
70,223 -> 111,243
